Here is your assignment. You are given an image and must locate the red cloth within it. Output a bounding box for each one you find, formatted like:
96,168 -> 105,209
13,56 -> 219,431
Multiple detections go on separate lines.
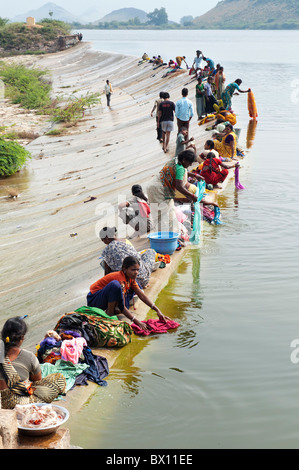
138,201 -> 151,218
132,319 -> 180,336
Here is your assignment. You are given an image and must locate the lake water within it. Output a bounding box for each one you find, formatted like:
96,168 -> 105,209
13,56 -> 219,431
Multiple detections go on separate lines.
63,27 -> 299,449
3,29 -> 299,450
62,29 -> 299,450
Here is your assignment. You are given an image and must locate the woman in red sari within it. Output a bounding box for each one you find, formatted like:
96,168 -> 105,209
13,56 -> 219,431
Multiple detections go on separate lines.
200,151 -> 239,188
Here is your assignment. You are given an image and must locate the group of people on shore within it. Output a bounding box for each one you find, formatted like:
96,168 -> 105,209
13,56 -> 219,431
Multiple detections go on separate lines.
0,48 -> 250,411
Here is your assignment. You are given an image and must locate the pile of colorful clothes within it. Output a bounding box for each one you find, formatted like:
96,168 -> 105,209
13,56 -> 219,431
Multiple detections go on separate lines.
36,305 -> 134,391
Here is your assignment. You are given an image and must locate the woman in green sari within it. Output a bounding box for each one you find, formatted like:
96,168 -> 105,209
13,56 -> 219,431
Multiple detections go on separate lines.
147,149 -> 202,231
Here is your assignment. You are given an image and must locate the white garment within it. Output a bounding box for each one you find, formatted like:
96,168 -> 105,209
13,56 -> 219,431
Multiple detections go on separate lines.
194,57 -> 203,68
104,84 -> 112,95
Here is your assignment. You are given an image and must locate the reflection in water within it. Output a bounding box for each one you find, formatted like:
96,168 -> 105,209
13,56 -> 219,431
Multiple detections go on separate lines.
0,167 -> 32,197
246,119 -> 258,149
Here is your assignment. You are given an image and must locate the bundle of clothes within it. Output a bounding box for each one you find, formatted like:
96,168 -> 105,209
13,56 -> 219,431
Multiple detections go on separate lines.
35,305 -> 135,390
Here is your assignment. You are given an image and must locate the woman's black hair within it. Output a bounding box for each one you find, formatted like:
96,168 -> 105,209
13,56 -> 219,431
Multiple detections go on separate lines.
177,149 -> 196,165
122,256 -> 140,270
99,226 -> 117,240
225,123 -> 233,131
235,79 -> 242,85
1,317 -> 27,355
159,91 -> 165,99
205,140 -> 214,149
207,151 -> 216,174
131,184 -> 148,202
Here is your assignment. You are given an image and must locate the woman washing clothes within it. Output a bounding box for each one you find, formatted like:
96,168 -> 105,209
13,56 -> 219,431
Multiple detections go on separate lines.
0,317 -> 66,409
118,184 -> 153,238
87,256 -> 170,332
213,123 -> 238,160
147,149 -> 203,231
99,226 -> 156,289
200,151 -> 239,188
221,79 -> 250,111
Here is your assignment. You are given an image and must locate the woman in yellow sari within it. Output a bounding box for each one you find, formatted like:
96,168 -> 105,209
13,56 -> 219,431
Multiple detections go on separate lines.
213,123 -> 237,160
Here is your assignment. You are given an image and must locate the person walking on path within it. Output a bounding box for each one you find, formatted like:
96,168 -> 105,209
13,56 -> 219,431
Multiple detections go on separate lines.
157,92 -> 176,153
195,77 -> 205,120
151,91 -> 164,142
175,88 -> 194,135
104,79 -> 113,107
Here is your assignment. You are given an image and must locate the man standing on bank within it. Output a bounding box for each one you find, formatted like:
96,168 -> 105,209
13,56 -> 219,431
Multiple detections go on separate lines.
175,88 -> 194,136
104,79 -> 113,107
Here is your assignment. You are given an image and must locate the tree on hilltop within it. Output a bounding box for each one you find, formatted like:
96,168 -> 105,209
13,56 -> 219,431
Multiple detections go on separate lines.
147,7 -> 168,25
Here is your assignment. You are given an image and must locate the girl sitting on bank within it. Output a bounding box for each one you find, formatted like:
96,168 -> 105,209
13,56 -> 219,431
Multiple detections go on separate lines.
87,256 -> 170,332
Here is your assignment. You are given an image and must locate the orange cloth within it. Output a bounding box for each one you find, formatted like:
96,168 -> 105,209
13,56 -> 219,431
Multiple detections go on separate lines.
247,90 -> 258,119
90,271 -> 138,295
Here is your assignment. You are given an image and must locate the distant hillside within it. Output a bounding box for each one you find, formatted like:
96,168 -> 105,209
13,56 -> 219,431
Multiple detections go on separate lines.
96,8 -> 148,24
192,0 -> 299,29
11,2 -> 80,24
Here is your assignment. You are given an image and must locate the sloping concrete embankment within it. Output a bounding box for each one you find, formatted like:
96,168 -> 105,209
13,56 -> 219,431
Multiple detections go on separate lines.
0,42 -> 214,414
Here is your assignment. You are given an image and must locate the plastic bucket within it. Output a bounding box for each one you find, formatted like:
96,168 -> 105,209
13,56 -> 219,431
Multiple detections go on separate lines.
147,231 -> 179,255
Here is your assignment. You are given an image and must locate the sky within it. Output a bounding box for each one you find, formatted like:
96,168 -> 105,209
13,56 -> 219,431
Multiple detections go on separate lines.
0,0 -> 219,23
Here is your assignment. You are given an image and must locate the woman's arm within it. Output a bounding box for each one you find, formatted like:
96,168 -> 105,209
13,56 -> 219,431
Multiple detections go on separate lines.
175,179 -> 197,202
121,305 -> 148,330
30,371 -> 42,382
118,201 -> 129,209
220,161 -> 238,169
0,379 -> 7,390
104,261 -> 112,276
134,287 -> 170,322
150,104 -> 157,116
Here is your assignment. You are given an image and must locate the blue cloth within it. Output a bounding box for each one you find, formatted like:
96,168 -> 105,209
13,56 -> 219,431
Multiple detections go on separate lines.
205,58 -> 215,69
190,181 -> 206,245
213,206 -> 224,225
175,97 -> 194,121
87,280 -> 124,312
75,347 -> 109,387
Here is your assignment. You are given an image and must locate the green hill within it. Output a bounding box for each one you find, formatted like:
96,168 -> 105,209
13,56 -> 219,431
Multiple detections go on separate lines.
96,8 -> 148,24
192,0 -> 299,29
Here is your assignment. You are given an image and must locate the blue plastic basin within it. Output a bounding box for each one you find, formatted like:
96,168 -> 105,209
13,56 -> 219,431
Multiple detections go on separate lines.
147,231 -> 179,255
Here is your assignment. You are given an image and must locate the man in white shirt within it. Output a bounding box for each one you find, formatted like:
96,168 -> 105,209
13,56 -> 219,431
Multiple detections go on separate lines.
192,50 -> 203,78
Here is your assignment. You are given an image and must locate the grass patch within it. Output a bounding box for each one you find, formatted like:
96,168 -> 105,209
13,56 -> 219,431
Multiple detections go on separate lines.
0,62 -> 52,110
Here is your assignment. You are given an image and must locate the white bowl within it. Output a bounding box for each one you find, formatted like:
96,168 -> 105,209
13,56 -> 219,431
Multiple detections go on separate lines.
16,403 -> 69,436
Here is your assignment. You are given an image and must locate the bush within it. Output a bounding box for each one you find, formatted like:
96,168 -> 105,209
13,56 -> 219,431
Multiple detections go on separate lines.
48,92 -> 101,123
0,138 -> 31,176
0,63 -> 52,110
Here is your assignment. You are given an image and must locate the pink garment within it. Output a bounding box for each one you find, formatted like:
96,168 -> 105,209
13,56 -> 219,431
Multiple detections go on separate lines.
235,165 -> 245,190
60,337 -> 87,364
131,319 -> 180,336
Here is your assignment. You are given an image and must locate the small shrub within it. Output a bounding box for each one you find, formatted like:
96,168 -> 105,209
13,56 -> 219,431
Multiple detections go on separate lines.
49,92 -> 101,123
0,138 -> 31,177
